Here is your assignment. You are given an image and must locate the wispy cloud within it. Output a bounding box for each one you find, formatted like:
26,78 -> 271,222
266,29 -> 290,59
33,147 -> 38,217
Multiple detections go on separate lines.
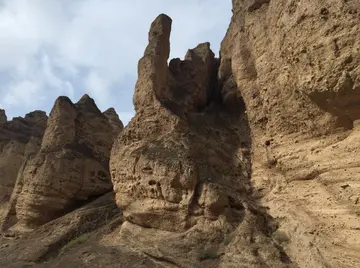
0,0 -> 231,124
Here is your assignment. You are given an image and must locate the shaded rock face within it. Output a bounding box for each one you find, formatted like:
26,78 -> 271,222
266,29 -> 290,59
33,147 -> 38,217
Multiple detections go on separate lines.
2,95 -> 122,231
110,14 -> 291,267
0,109 -> 6,123
220,0 -> 360,267
0,110 -> 47,206
112,14 -> 239,231
103,108 -> 124,137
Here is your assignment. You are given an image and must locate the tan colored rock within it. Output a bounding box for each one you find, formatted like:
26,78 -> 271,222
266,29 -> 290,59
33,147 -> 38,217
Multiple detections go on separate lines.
110,14 -> 291,267
0,192 -> 121,267
219,0 -> 360,267
1,95 -> 121,232
103,108 -> 124,137
166,42 -> 217,113
1,1 -> 359,266
0,110 -> 47,218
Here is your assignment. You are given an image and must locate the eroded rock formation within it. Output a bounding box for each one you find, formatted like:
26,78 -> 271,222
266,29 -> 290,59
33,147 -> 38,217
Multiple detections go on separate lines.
0,110 -> 47,215
1,1 -> 360,267
1,95 -> 122,232
110,14 -> 291,267
103,108 -> 124,137
220,0 -> 360,267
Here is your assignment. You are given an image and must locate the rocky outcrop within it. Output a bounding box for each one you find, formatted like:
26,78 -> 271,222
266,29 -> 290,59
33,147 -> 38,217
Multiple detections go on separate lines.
0,110 -> 47,209
220,0 -> 360,267
1,1 -> 359,267
110,14 -> 291,267
0,109 -> 6,123
103,108 -> 124,137
0,192 -> 121,267
1,95 -> 122,232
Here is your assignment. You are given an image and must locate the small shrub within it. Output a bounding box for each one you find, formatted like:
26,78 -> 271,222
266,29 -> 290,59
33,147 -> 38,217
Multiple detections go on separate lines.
60,233 -> 91,255
198,248 -> 218,261
273,230 -> 290,244
223,234 -> 233,245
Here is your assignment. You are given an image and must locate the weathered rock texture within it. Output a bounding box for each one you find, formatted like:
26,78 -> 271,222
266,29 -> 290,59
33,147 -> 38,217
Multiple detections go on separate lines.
0,110 -> 47,215
103,108 -> 124,137
1,95 -> 122,232
110,14 -> 293,267
219,0 -> 360,267
0,192 -> 122,267
1,1 -> 360,267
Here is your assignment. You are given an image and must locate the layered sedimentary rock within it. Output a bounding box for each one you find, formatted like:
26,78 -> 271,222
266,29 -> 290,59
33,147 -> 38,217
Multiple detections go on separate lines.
110,14 -> 292,267
1,95 -> 122,231
220,0 -> 360,267
0,110 -> 47,208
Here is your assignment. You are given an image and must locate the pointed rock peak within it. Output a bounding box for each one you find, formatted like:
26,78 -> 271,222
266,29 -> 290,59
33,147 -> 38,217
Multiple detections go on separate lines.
49,96 -> 76,118
149,13 -> 172,38
78,93 -> 92,102
104,107 -> 116,114
144,14 -> 172,58
185,42 -> 215,63
76,94 -> 95,106
76,94 -> 102,115
54,96 -> 74,107
103,107 -> 124,134
25,110 -> 47,123
134,14 -> 172,112
0,109 -> 7,123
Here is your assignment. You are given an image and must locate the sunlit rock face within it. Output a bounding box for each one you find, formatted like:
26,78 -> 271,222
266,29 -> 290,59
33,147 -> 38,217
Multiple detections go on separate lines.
219,0 -> 360,267
2,95 -> 122,231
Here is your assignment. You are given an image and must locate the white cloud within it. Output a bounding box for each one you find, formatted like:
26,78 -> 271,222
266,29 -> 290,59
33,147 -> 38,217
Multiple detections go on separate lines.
4,80 -> 41,106
0,0 -> 232,125
85,71 -> 111,105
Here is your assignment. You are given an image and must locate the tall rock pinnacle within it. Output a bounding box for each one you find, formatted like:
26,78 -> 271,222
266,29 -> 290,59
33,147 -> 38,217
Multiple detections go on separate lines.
133,14 -> 172,112
2,95 -> 122,231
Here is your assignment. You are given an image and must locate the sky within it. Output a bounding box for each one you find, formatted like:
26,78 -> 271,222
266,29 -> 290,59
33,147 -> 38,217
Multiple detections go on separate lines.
0,0 -> 232,125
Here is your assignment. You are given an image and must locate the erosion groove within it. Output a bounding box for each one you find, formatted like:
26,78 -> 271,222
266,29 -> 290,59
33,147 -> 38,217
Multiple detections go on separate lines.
1,1 -> 360,267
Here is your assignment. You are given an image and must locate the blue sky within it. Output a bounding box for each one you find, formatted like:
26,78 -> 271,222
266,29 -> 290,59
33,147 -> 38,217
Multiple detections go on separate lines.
0,0 -> 232,125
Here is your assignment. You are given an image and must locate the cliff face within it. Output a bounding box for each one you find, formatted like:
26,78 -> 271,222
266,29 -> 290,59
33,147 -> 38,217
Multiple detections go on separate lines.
0,110 -> 47,215
1,1 -> 360,267
1,95 -> 122,232
220,0 -> 360,267
109,14 -> 292,267
103,108 -> 124,137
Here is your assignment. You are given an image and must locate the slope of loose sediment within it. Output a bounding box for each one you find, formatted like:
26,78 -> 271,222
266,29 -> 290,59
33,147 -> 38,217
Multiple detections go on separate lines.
2,1 -> 358,267
0,192 -> 122,268
219,0 -> 360,267
1,95 -> 122,232
0,110 -> 47,220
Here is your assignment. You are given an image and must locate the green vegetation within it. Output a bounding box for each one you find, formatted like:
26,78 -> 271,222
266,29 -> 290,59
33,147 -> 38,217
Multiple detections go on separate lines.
273,230 -> 290,244
223,234 -> 233,245
59,233 -> 91,255
198,248 -> 218,261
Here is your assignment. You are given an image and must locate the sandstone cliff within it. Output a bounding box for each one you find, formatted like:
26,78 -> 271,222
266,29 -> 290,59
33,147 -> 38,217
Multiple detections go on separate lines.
1,95 -> 122,232
0,110 -> 47,218
109,14 -> 292,267
103,107 -> 124,137
1,1 -> 360,267
219,0 -> 360,267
